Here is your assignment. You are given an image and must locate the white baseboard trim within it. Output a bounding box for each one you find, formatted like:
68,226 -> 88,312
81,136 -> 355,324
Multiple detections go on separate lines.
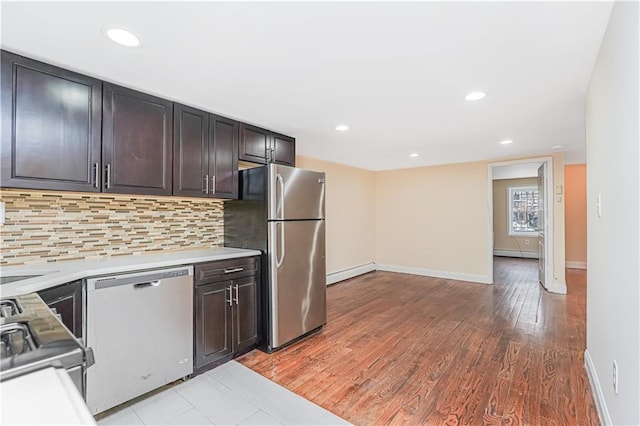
543,279 -> 567,295
376,264 -> 492,285
326,262 -> 376,285
493,249 -> 539,259
584,349 -> 612,426
566,261 -> 587,269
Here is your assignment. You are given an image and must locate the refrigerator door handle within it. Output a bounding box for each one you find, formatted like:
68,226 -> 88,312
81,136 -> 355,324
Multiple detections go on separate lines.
276,222 -> 286,268
276,173 -> 285,220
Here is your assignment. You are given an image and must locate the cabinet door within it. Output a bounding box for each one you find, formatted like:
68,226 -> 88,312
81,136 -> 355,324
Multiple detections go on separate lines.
210,115 -> 238,199
239,123 -> 269,164
102,83 -> 173,195
233,276 -> 258,353
271,133 -> 295,166
1,50 -> 102,192
37,281 -> 83,340
173,104 -> 209,197
195,282 -> 233,370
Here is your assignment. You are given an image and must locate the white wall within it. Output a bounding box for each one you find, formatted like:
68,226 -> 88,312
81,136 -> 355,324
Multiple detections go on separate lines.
585,2 -> 639,424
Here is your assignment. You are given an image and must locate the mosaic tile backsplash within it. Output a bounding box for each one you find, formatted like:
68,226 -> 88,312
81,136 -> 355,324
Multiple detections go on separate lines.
0,189 -> 224,266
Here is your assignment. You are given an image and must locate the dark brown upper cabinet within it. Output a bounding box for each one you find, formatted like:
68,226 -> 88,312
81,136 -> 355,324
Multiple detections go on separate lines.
173,104 -> 209,197
239,123 -> 270,165
1,50 -> 102,192
1,50 -> 292,197
239,124 -> 295,167
102,83 -> 173,196
209,115 -> 238,199
271,132 -> 296,166
173,104 -> 238,199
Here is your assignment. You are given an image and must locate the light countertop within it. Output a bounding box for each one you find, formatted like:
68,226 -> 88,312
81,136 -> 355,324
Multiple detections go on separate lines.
1,366 -> 96,425
0,247 -> 261,297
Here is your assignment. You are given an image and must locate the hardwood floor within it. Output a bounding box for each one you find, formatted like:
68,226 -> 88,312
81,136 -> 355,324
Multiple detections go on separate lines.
237,257 -> 599,425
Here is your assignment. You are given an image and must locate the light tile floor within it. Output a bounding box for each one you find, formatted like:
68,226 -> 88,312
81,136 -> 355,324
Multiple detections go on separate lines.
97,361 -> 350,426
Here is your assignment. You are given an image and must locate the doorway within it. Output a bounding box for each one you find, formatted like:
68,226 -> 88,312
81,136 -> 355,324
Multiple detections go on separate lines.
487,158 -> 566,294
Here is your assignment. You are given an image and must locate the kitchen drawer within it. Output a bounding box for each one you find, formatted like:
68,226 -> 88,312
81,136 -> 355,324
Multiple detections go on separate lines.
195,256 -> 259,286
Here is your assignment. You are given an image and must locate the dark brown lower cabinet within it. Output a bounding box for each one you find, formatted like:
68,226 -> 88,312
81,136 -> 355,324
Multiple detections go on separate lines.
194,257 -> 259,372
195,282 -> 233,366
37,280 -> 83,340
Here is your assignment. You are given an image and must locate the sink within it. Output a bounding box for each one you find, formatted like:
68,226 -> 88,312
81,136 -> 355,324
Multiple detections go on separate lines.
0,271 -> 57,285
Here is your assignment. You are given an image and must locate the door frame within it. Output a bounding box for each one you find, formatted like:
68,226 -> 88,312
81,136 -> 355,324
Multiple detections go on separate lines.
487,157 -> 555,290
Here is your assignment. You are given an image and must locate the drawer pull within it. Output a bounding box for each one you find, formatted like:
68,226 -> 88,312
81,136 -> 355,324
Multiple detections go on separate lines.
224,267 -> 244,274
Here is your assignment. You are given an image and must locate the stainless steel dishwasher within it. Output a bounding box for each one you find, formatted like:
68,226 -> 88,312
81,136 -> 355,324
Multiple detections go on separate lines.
85,266 -> 194,415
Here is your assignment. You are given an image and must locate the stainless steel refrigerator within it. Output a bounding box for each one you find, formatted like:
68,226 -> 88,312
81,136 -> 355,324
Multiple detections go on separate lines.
224,164 -> 326,352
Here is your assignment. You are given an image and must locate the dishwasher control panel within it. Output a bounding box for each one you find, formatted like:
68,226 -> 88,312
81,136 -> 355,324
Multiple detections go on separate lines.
90,266 -> 193,290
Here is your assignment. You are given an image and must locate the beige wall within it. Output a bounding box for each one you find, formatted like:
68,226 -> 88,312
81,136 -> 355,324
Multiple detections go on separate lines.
564,164 -> 587,266
372,153 -> 565,286
296,155 -> 376,275
375,161 -> 491,282
492,178 -> 539,255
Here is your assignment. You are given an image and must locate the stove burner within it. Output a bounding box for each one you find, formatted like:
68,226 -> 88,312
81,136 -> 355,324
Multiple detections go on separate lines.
0,300 -> 21,318
0,323 -> 34,358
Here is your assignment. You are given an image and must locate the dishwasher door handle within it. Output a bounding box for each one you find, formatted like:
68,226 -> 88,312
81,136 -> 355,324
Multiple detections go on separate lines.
133,281 -> 160,290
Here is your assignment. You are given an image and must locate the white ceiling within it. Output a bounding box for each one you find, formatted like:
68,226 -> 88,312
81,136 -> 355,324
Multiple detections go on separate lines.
1,2 -> 613,171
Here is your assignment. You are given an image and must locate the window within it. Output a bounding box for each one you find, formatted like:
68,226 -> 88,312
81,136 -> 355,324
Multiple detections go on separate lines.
508,186 -> 539,236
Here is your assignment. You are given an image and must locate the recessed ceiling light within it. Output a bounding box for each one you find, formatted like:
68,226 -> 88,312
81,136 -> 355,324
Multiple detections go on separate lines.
106,28 -> 140,47
409,153 -> 419,158
335,125 -> 349,131
465,91 -> 486,101
500,139 -> 513,145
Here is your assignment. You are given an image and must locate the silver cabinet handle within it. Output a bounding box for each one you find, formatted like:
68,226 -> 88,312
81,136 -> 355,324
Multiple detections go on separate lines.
204,174 -> 209,194
105,164 -> 111,189
224,267 -> 243,274
226,286 -> 233,307
94,162 -> 99,188
50,307 -> 62,322
211,175 -> 216,193
266,146 -> 270,162
234,284 -> 239,305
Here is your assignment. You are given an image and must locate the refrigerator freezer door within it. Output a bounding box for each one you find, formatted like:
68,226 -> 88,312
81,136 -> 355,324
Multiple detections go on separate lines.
268,164 -> 325,220
268,220 -> 326,349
